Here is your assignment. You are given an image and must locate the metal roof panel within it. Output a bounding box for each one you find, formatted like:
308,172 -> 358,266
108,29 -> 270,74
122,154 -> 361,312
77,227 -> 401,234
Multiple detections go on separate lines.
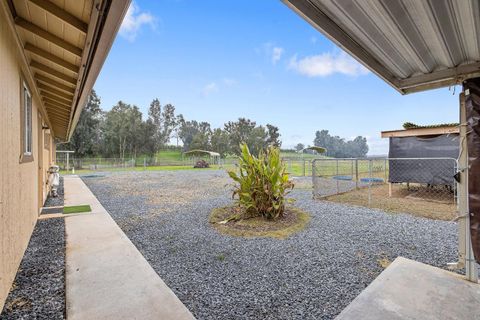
284,0 -> 480,93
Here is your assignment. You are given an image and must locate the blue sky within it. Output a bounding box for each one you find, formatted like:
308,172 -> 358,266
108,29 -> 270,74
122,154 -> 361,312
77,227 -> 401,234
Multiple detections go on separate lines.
94,0 -> 460,154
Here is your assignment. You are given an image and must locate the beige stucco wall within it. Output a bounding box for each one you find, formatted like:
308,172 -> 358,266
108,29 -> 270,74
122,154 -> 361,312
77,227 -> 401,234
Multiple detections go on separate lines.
0,6 -> 54,310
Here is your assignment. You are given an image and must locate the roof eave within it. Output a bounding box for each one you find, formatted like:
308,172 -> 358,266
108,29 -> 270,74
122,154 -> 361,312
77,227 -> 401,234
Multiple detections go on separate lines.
282,0 -> 480,95
66,0 -> 130,141
282,0 -> 404,94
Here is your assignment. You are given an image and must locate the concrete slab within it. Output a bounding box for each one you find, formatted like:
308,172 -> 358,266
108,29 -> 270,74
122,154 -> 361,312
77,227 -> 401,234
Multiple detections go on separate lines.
336,257 -> 480,320
63,176 -> 195,320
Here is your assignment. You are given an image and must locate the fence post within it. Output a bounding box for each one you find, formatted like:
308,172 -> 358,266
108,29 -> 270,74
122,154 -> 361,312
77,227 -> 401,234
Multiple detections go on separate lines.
368,159 -> 372,206
303,160 -> 306,176
355,159 -> 359,189
311,159 -> 316,199
336,159 -> 339,194
455,93 -> 478,282
66,152 -> 70,172
144,157 -> 146,170
384,158 -> 387,181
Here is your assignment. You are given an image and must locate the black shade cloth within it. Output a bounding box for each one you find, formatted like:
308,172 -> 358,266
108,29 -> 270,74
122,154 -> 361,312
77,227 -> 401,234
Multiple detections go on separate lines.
388,135 -> 459,185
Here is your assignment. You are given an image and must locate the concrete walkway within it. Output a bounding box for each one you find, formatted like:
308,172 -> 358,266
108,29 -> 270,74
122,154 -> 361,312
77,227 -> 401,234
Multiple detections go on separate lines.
64,175 -> 195,320
336,257 -> 480,320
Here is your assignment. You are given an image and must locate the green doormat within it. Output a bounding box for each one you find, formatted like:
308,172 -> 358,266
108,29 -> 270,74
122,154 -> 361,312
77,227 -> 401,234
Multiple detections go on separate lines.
63,205 -> 92,214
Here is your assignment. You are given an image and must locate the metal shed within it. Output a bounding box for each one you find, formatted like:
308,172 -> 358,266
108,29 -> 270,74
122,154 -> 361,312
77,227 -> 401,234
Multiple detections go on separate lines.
381,125 -> 459,185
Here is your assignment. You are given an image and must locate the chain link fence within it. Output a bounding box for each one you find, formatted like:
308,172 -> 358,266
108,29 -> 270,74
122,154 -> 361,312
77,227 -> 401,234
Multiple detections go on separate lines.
56,156 -> 238,171
312,158 -> 458,219
56,154 -> 316,177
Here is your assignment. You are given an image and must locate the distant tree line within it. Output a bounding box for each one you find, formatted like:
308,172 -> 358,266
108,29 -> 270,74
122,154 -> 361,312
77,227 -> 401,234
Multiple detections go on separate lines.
61,91 -> 369,159
289,132 -> 368,158
60,90 -> 281,158
312,130 -> 368,158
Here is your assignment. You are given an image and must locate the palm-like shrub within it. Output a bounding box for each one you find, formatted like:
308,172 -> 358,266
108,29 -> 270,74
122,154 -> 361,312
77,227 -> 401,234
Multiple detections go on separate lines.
228,143 -> 294,220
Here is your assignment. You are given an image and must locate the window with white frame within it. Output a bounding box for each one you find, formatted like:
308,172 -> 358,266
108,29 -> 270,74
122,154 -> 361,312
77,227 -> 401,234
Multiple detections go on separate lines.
21,81 -> 33,162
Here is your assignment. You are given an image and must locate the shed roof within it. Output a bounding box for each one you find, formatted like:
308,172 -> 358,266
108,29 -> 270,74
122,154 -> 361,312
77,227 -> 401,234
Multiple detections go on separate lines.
283,0 -> 480,94
2,0 -> 130,140
381,126 -> 459,138
184,150 -> 221,157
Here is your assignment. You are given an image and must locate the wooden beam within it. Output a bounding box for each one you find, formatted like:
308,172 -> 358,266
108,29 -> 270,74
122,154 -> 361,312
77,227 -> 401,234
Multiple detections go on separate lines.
28,0 -> 88,33
43,97 -> 71,109
47,115 -> 70,124
46,113 -> 70,123
15,17 -> 82,56
49,120 -> 68,127
40,91 -> 72,105
46,111 -> 70,121
35,73 -> 75,94
30,60 -> 77,85
25,43 -> 79,73
49,115 -> 70,124
45,104 -> 71,115
38,82 -> 73,100
380,126 -> 459,138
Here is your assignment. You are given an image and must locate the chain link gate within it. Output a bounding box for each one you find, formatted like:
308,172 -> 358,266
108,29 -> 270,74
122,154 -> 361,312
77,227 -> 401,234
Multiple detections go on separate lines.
312,158 -> 457,216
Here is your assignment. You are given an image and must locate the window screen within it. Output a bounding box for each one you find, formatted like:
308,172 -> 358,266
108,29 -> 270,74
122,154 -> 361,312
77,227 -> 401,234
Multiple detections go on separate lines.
23,83 -> 32,155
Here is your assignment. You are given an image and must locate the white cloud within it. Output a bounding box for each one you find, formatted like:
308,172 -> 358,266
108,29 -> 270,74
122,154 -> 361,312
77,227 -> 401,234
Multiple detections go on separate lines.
272,47 -> 284,64
223,78 -> 237,87
120,2 -> 155,42
202,82 -> 219,97
365,135 -> 389,156
288,51 -> 369,77
257,42 -> 285,65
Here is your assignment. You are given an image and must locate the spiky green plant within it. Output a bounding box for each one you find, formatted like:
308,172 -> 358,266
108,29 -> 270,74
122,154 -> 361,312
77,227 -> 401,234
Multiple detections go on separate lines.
228,143 -> 294,220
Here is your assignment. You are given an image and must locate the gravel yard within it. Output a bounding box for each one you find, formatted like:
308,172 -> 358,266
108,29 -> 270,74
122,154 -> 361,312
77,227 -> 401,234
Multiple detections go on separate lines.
1,178 -> 65,320
0,219 -> 65,320
82,170 -> 458,320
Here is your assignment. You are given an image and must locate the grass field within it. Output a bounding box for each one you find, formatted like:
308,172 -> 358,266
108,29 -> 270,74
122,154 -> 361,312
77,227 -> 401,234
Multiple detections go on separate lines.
60,164 -> 237,176
60,149 -> 329,176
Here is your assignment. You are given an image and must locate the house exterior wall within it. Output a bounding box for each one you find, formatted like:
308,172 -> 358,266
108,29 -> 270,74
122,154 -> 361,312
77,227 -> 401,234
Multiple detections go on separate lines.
0,7 -> 54,310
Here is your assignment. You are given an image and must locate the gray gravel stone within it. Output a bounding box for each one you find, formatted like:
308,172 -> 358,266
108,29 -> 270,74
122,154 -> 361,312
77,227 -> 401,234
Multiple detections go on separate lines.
82,170 -> 458,320
0,218 -> 65,320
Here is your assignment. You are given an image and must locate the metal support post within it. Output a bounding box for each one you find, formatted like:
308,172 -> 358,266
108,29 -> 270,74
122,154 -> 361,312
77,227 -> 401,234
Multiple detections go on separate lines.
449,92 -> 478,282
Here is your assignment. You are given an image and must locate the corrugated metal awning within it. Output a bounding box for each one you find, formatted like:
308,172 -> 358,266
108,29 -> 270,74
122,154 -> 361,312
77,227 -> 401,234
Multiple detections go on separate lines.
283,0 -> 480,94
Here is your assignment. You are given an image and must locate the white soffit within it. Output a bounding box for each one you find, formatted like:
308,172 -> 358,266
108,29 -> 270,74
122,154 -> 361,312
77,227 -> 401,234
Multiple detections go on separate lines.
283,0 -> 480,94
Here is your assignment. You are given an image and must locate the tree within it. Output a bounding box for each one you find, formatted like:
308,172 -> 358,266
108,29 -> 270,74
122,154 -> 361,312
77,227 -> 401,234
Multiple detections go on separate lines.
160,104 -> 177,145
295,143 -> 305,152
177,117 -> 212,151
210,128 -> 230,156
103,101 -> 144,158
224,118 -> 257,155
313,130 -> 368,158
266,124 -> 281,147
147,99 -> 177,151
66,90 -> 103,156
189,122 -> 212,150
142,119 -> 157,155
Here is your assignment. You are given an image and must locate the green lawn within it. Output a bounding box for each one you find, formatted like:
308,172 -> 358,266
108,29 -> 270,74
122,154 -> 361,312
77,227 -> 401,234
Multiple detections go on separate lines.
155,149 -> 183,161
61,149 -> 332,176
60,164 -> 236,176
63,204 -> 91,214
